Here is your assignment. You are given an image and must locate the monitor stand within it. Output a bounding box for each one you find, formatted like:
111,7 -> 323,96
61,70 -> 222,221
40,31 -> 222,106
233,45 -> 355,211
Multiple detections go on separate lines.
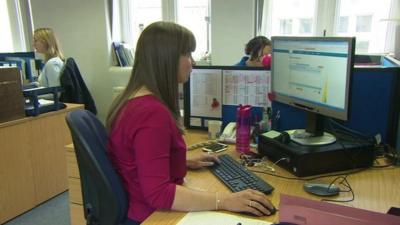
288,129 -> 336,146
287,112 -> 336,146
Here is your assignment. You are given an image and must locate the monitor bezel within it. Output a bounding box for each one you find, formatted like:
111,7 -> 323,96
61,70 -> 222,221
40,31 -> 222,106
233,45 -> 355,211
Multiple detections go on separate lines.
271,36 -> 356,121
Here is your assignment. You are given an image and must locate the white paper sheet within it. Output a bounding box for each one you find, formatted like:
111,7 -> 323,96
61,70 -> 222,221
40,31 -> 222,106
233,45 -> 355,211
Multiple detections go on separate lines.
190,69 -> 222,118
223,70 -> 271,107
177,211 -> 272,225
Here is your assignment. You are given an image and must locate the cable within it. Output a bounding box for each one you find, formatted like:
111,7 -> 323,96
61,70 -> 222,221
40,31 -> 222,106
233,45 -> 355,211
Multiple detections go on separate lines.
249,167 -> 367,181
251,165 -> 359,202
327,120 -> 363,168
328,118 -> 374,141
272,157 -> 289,168
250,167 -> 358,202
321,175 -> 355,203
327,120 -> 377,158
371,146 -> 398,168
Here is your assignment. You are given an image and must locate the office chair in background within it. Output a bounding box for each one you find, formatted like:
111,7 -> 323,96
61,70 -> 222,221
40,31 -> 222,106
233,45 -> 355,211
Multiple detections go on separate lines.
65,109 -> 131,225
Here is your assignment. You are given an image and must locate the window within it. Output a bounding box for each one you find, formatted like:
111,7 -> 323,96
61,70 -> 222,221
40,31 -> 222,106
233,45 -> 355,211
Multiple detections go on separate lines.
263,0 -> 396,54
113,0 -> 210,61
176,0 -> 210,60
356,15 -> 373,32
268,0 -> 317,36
0,0 -> 33,53
279,19 -> 293,35
335,0 -> 392,53
0,1 -> 14,52
337,16 -> 349,33
131,0 -> 162,45
299,18 -> 313,34
112,0 -> 162,50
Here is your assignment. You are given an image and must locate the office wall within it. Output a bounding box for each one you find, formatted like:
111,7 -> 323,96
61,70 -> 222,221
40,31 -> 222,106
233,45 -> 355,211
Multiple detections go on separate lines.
30,0 -> 126,121
211,0 -> 255,65
29,0 -> 255,121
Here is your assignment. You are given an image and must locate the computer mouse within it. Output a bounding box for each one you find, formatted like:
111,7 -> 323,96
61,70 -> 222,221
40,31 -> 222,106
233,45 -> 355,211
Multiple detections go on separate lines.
242,202 -> 277,216
268,206 -> 277,215
303,182 -> 340,196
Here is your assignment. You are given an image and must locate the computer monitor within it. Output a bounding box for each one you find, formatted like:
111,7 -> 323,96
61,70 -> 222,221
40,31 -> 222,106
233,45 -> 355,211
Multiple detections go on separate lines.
271,36 -> 355,145
183,66 -> 271,129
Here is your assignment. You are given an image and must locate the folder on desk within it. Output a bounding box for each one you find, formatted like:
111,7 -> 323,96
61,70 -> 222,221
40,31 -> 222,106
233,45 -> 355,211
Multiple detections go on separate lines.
279,194 -> 400,225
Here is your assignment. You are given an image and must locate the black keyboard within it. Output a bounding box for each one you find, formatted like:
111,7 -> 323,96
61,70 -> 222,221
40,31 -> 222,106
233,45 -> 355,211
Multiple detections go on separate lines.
209,154 -> 274,194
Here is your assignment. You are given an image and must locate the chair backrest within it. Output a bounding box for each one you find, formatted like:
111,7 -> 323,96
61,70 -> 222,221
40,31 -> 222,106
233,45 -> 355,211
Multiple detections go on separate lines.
65,109 -> 128,225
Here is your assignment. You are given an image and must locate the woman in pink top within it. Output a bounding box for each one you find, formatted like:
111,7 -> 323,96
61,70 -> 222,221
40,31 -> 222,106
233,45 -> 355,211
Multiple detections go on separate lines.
106,21 -> 275,224
235,36 -> 272,68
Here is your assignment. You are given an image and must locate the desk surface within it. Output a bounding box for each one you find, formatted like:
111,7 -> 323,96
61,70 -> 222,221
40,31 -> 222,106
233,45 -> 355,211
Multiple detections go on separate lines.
142,130 -> 400,225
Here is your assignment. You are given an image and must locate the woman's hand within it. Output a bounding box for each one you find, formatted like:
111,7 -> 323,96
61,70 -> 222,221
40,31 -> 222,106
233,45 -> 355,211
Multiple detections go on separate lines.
219,189 -> 275,216
186,153 -> 220,170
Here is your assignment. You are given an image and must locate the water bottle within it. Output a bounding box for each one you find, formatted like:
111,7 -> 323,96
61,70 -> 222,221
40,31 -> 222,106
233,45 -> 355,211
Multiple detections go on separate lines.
236,104 -> 252,154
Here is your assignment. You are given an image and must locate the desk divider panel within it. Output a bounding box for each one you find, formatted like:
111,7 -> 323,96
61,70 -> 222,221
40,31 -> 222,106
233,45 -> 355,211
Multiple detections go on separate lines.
184,58 -> 400,148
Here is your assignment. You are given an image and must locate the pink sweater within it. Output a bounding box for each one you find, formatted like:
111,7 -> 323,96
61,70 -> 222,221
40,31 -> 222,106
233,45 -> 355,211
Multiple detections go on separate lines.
108,95 -> 187,222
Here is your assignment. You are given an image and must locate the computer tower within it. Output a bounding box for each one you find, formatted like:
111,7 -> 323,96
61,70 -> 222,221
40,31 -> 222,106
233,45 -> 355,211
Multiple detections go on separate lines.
257,134 -> 375,177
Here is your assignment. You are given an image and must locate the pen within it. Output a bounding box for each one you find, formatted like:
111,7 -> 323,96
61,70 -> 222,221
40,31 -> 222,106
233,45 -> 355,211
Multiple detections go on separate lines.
271,223 -> 299,225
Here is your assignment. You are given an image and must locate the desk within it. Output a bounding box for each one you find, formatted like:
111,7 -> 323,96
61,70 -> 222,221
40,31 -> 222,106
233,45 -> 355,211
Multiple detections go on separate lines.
66,130 -> 399,224
0,103 -> 83,224
142,130 -> 400,224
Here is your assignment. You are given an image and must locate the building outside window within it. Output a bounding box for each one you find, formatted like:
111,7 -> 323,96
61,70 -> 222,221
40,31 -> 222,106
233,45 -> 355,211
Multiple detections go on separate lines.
299,18 -> 313,34
356,15 -> 373,32
337,16 -> 349,33
279,19 -> 293,35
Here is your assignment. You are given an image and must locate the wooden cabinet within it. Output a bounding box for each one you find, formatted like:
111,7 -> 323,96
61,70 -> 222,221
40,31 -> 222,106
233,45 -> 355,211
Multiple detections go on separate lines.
65,144 -> 85,225
0,104 -> 83,224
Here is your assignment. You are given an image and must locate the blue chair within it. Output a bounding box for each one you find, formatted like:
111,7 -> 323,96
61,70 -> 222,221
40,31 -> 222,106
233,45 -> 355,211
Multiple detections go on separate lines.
65,109 -> 134,225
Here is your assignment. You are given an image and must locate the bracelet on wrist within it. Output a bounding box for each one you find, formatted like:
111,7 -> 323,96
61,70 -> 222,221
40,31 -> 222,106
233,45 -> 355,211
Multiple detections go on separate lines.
215,192 -> 220,210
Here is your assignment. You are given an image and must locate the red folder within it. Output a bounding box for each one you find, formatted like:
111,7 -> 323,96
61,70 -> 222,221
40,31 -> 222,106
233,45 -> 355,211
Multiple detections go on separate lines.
279,194 -> 400,225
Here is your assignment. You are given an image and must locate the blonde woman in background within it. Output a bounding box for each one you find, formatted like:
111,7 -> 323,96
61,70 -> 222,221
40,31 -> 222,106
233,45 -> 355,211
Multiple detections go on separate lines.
33,28 -> 65,87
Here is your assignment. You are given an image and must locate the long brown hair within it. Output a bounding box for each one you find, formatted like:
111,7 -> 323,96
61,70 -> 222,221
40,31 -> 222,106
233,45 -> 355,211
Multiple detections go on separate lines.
33,28 -> 65,62
106,21 -> 196,131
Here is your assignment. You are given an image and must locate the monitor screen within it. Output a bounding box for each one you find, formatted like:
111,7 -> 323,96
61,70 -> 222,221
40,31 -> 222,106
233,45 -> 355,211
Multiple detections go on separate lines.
271,36 -> 355,145
183,66 -> 271,129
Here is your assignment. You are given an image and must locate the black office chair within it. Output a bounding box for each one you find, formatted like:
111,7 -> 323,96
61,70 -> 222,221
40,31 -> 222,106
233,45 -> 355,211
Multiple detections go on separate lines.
65,109 -> 131,225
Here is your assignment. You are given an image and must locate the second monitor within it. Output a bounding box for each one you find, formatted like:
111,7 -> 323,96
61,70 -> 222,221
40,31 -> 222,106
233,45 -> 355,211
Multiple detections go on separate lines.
184,66 -> 271,129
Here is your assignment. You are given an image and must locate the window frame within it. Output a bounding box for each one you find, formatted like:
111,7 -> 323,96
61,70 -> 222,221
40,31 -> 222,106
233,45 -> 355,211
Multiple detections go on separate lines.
1,0 -> 32,53
261,0 -> 398,54
112,0 -> 211,60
